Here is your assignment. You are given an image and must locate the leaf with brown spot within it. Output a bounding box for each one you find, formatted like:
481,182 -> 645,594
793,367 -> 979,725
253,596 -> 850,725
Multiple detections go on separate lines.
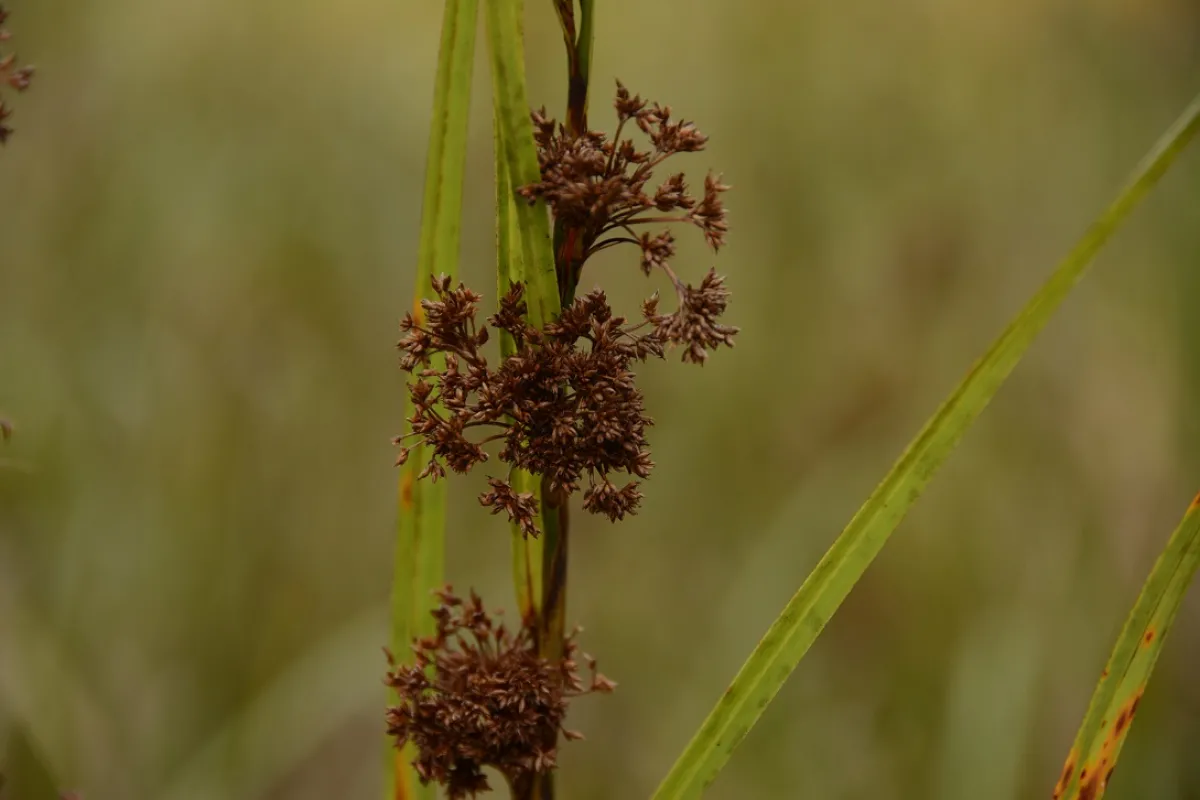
1053,492 -> 1200,800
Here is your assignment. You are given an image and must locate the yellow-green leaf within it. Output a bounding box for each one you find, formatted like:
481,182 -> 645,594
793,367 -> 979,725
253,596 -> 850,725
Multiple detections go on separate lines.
1052,492 -> 1200,800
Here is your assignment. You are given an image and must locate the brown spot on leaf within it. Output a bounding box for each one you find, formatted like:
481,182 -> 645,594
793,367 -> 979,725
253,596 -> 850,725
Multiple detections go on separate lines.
1142,628 -> 1155,646
1190,489 -> 1200,511
400,471 -> 414,511
1079,769 -> 1100,800
393,749 -> 414,800
1075,688 -> 1144,799
1053,750 -> 1076,799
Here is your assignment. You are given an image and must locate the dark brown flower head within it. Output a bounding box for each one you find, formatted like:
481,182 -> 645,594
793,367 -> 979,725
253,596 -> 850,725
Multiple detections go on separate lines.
384,587 -> 613,799
520,81 -> 726,256
582,478 -> 642,522
0,5 -> 35,145
397,277 -> 666,535
518,80 -> 737,363
480,477 -> 540,538
651,267 -> 738,365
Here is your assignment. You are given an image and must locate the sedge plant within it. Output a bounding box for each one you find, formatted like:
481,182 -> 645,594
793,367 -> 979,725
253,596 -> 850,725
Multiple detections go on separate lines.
386,2 -> 1200,798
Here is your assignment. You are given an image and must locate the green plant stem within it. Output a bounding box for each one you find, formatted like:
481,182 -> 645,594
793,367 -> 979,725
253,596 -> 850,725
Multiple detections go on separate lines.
651,87 -> 1200,799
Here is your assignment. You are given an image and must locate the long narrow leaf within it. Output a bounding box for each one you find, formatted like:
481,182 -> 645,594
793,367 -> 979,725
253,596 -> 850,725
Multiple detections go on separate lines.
389,2 -> 478,799
484,0 -> 559,327
652,89 -> 1200,799
492,49 -> 544,622
486,7 -> 569,799
1051,492 -> 1200,800
485,0 -> 563,620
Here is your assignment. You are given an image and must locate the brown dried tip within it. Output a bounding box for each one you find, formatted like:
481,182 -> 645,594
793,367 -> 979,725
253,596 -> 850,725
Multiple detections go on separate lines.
519,80 -> 736,363
384,588 -> 613,799
0,5 -> 35,145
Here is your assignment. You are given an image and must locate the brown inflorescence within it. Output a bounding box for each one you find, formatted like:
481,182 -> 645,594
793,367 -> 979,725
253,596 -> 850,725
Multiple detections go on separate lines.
384,587 -> 614,799
0,5 -> 35,145
396,278 -> 661,535
389,79 -> 736,798
520,81 -> 737,363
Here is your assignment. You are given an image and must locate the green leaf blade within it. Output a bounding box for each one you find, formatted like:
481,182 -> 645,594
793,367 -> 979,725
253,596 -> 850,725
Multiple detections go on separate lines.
485,0 -> 560,328
493,90 -> 541,621
651,89 -> 1200,800
486,0 -> 564,621
1052,493 -> 1200,800
389,2 -> 479,799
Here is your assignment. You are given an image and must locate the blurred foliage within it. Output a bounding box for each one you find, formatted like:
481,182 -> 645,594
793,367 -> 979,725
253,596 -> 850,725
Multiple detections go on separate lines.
1,1 -> 1199,798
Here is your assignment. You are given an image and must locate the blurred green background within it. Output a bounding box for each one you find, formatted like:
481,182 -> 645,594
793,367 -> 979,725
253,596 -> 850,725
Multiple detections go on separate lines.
3,1 -> 1200,798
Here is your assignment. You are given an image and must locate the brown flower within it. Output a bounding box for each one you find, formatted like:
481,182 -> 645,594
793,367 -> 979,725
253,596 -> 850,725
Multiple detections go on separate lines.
480,478 -> 540,538
519,81 -> 737,362
651,267 -> 739,364
384,588 -> 613,799
396,84 -> 738,534
397,279 -> 662,535
0,5 -> 35,145
521,83 -> 729,266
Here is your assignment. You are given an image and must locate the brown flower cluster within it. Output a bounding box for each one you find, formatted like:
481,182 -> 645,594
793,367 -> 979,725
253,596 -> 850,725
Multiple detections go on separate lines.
519,82 -> 737,363
521,80 -> 728,260
397,278 -> 662,534
385,588 -> 613,799
0,5 -> 35,145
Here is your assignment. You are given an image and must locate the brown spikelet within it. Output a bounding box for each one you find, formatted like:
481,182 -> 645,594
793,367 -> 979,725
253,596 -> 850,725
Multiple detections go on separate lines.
384,588 -> 613,799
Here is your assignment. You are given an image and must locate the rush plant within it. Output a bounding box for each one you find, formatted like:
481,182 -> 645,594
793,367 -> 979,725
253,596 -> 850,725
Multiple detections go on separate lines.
386,2 -> 1200,798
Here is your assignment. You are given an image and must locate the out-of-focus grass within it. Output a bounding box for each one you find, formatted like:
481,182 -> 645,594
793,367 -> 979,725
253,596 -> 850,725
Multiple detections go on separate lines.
1,2 -> 1199,799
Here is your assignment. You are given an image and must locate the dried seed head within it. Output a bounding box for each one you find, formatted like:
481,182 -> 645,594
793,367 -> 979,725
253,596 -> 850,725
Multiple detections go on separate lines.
384,588 -> 613,799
